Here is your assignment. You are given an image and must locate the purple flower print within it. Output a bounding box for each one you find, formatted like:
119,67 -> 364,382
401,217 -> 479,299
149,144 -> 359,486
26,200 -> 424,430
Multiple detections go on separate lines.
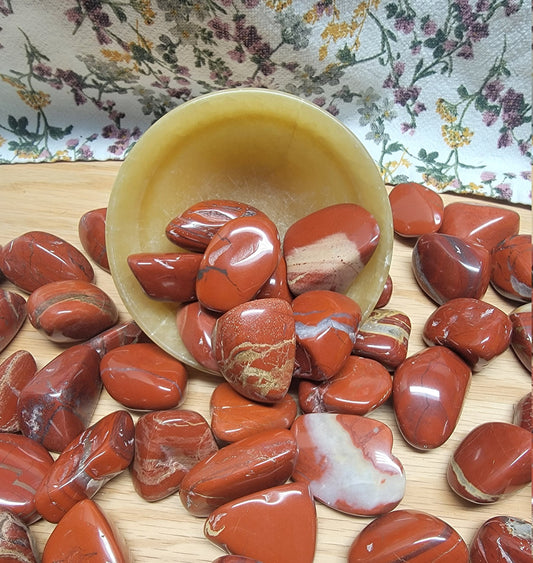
501,88 -> 525,128
496,183 -> 512,200
497,130 -> 513,148
480,171 -> 496,182
457,43 -> 474,59
66,138 -> 79,148
393,86 -> 421,107
208,17 -> 231,40
394,17 -> 415,34
482,111 -> 498,126
476,0 -> 490,11
422,20 -> 437,36
484,80 -> 504,102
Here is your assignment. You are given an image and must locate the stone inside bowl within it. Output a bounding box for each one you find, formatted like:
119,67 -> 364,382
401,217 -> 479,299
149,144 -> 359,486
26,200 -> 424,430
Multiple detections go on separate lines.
107,88 -> 393,373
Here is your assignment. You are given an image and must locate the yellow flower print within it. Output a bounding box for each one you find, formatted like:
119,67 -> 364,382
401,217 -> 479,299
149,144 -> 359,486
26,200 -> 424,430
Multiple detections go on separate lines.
101,49 -> 132,63
17,89 -> 51,110
436,98 -> 457,123
0,136 -> 5,148
441,124 -> 474,149
138,0 -> 155,25
1,74 -> 24,89
266,0 -> 292,11
51,150 -> 70,162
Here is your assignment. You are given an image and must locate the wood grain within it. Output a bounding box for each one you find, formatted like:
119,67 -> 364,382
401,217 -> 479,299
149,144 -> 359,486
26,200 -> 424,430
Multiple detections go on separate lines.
1,161 -> 531,561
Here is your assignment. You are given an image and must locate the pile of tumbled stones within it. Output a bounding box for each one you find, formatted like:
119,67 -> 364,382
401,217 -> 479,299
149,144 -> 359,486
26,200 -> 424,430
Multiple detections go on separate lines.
0,181 -> 531,562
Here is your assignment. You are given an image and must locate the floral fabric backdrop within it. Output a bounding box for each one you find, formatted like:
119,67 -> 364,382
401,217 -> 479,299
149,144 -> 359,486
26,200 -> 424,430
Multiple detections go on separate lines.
0,0 -> 531,204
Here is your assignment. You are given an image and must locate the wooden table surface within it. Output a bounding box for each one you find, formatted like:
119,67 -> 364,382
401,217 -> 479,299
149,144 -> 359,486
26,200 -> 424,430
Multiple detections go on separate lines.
1,161 -> 531,562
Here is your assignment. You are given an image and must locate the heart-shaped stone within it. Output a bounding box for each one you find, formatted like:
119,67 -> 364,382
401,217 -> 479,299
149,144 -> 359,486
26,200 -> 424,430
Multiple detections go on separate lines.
412,232 -> 491,304
41,499 -> 130,562
131,409 -> 218,502
447,421 -> 531,503
283,203 -> 380,295
213,298 -> 295,403
204,482 -> 317,563
348,509 -> 469,562
393,346 -> 471,449
291,413 -> 405,516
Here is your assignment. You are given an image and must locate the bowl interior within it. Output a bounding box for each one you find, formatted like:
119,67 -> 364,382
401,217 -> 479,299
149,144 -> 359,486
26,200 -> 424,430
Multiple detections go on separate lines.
107,89 -> 393,372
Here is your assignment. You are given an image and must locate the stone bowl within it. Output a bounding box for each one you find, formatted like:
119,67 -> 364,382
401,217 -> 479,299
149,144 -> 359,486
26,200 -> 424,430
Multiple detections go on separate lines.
106,88 -> 393,373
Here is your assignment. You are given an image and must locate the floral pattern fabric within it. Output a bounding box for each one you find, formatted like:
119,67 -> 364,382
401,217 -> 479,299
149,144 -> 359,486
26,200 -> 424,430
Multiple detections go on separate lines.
0,0 -> 531,204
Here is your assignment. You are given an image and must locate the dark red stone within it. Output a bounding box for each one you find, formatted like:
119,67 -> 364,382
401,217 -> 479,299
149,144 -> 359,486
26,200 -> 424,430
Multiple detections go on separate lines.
470,515 -> 532,563
197,215 -> 281,312
131,409 -> 218,501
348,509 -> 469,562
205,482 -> 317,563
389,182 -> 444,237
42,499 -> 131,562
26,279 -> 118,343
78,207 -> 109,272
35,410 -> 135,523
0,350 -> 37,433
298,355 -> 392,415
283,203 -> 380,295
101,342 -> 188,411
18,344 -> 102,452
509,303 -> 532,371
491,234 -> 532,302
0,509 -> 38,562
292,290 -> 361,381
255,254 -> 293,303
86,319 -> 148,360
179,428 -> 298,517
0,231 -> 94,293
393,346 -> 471,449
375,274 -> 393,308
213,298 -> 295,403
439,201 -> 520,252
0,433 -> 54,524
512,393 -> 532,433
210,381 -> 298,443
166,199 -> 267,252
423,297 -> 512,371
127,252 -> 202,303
352,309 -> 411,371
447,421 -> 531,503
0,289 -> 26,353
412,232 -> 491,304
176,301 -> 220,372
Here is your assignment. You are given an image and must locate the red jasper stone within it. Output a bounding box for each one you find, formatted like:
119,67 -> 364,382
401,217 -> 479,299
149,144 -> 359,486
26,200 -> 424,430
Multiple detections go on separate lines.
283,203 -> 380,295
213,557 -> 262,563
375,274 -> 393,308
412,232 -> 491,304
0,510 -> 38,562
210,381 -> 298,443
18,344 -> 102,452
0,350 -> 37,432
389,182 -> 444,237
292,290 -> 361,381
508,303 -> 531,371
196,215 -> 281,312
179,428 -> 297,517
78,207 -> 109,272
393,347 -> 471,449
291,413 -> 405,516
470,516 -> 532,563
176,301 -> 220,372
513,393 -> 532,432
87,319 -> 148,359
439,201 -> 520,252
423,297 -> 512,371
0,433 -> 54,524
131,409 -> 218,502
352,309 -> 411,371
35,410 -> 134,523
0,231 -> 94,293
491,234 -> 532,302
348,509 -> 469,562
213,298 -> 295,403
166,199 -> 266,252
298,355 -> 392,415
42,499 -> 131,563
255,254 -> 293,303
101,342 -> 188,411
127,252 -> 202,303
447,421 -> 531,503
0,289 -> 26,353
205,482 -> 317,563
26,279 -> 118,343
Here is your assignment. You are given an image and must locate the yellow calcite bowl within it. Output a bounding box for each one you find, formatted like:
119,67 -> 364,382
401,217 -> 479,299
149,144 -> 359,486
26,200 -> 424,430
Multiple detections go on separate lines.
107,88 -> 393,372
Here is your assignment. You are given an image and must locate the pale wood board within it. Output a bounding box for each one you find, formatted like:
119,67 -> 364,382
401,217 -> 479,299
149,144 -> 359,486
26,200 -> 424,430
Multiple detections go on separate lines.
1,161 -> 531,562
